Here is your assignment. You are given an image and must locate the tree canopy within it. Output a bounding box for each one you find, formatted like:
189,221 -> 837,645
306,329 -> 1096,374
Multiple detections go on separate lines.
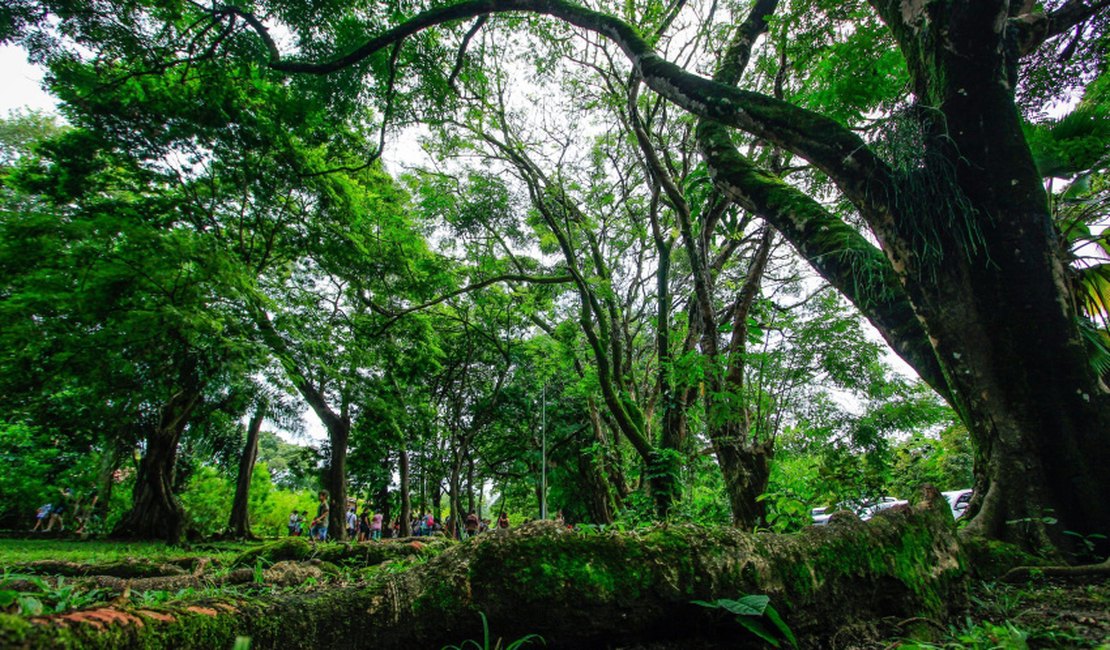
0,0 -> 1107,558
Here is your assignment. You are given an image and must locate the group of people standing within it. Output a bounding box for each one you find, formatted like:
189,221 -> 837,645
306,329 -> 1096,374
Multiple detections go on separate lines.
288,489 -> 513,543
288,490 -> 384,542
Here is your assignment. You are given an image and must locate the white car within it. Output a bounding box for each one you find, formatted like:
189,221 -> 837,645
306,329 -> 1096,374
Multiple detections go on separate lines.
942,489 -> 973,519
810,497 -> 908,525
857,496 -> 908,520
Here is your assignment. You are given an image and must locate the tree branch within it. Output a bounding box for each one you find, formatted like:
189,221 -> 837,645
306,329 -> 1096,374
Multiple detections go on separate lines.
1012,0 -> 1110,55
363,273 -> 574,333
226,0 -> 895,221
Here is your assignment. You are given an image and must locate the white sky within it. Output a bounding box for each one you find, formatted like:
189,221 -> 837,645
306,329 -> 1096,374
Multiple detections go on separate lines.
0,45 -> 58,114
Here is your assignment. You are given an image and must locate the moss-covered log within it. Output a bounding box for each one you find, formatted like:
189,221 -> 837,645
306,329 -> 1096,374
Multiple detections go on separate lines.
1,491 -> 966,649
230,536 -> 453,568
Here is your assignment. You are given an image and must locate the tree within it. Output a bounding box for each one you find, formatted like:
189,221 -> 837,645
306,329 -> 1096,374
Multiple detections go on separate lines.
9,0 -> 1109,554
205,0 -> 1107,555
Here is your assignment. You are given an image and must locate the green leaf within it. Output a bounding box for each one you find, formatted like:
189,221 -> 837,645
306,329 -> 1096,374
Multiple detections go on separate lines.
693,595 -> 769,616
0,589 -> 18,608
734,616 -> 781,648
764,604 -> 799,649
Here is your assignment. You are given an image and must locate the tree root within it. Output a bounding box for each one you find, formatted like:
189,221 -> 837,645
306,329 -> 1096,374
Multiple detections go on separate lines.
1001,557 -> 1110,583
11,559 -> 196,579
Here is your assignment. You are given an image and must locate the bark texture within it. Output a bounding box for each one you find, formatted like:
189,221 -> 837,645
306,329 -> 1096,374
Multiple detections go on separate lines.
6,490 -> 966,649
111,379 -> 202,544
227,403 -> 266,538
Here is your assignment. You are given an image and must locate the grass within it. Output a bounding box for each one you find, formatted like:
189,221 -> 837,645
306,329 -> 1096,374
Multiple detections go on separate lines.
0,538 -> 252,566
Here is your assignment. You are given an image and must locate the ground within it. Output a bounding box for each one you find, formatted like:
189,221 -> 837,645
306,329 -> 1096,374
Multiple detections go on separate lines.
0,532 -> 1106,649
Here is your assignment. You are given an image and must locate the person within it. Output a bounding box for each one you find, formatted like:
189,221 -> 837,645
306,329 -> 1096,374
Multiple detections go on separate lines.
32,503 -> 52,532
288,510 -> 300,536
464,511 -> 479,539
74,493 -> 98,534
370,510 -> 383,541
358,508 -> 371,542
345,505 -> 357,540
45,488 -> 72,532
310,490 -> 329,542
298,511 -> 308,536
497,511 -> 509,530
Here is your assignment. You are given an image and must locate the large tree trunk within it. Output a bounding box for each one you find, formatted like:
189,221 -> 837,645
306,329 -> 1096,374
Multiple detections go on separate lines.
870,0 -> 1110,556
227,403 -> 266,539
17,490 -> 966,649
576,429 -> 614,524
324,419 -> 350,541
112,383 -> 202,544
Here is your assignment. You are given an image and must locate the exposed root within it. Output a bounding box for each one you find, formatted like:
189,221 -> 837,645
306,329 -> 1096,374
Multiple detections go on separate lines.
1001,557 -> 1110,583
11,559 -> 194,579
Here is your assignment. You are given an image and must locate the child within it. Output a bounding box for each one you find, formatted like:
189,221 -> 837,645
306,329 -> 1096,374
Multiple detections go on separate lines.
288,510 -> 300,536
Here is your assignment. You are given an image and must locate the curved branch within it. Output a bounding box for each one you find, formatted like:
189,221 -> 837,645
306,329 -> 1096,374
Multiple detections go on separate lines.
226,0 -> 895,219
696,121 -> 951,402
363,273 -> 574,333
1011,0 -> 1110,55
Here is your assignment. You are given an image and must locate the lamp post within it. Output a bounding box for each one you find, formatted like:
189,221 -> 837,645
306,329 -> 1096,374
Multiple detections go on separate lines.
541,382 -> 547,520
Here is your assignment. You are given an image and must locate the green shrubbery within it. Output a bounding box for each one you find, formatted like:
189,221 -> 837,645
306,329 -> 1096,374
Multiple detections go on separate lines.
177,464 -> 317,538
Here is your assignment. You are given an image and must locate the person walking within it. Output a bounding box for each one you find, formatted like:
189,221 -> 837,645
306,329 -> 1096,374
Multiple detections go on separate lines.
310,490 -> 329,542
370,510 -> 383,541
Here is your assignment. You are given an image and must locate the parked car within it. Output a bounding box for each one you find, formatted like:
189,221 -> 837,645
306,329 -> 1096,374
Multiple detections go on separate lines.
860,496 -> 908,520
810,497 -> 908,525
942,489 -> 973,519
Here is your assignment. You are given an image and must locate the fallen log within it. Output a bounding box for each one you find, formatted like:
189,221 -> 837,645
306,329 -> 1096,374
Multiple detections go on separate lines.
0,489 -> 966,649
230,535 -> 453,568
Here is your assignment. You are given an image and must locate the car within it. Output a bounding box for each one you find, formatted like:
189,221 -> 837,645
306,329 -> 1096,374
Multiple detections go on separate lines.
809,497 -> 908,525
942,489 -> 973,519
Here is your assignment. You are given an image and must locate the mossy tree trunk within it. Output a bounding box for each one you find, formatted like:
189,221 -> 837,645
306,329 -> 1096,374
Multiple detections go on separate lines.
862,0 -> 1110,556
111,374 -> 202,544
12,490 -> 966,649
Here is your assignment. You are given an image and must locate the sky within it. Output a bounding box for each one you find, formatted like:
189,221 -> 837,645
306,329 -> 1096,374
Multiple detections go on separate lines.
0,45 -> 58,115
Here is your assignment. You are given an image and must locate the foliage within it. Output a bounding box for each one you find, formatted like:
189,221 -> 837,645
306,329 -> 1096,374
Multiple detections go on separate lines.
0,573 -> 111,617
692,595 -> 798,649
